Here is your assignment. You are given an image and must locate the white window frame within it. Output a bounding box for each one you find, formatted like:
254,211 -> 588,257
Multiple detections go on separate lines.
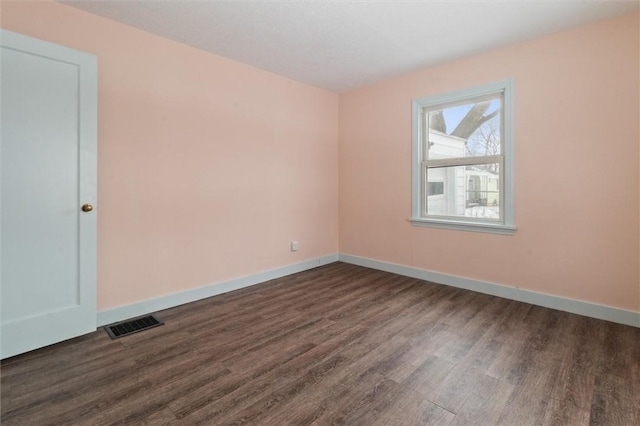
410,79 -> 516,235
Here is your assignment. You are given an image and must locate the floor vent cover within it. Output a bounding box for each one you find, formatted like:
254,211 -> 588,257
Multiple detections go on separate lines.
104,314 -> 164,339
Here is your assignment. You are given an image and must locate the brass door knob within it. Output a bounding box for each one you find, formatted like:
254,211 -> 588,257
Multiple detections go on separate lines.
81,204 -> 94,212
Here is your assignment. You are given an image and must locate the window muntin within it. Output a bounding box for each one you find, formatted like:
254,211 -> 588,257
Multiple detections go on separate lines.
411,80 -> 514,234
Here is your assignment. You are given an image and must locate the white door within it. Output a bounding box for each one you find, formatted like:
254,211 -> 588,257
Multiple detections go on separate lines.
1,29 -> 97,359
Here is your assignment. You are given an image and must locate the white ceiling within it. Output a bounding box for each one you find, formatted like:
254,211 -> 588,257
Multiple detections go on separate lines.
62,0 -> 639,93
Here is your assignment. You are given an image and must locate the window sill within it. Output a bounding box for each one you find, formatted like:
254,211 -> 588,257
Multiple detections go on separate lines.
409,217 -> 516,235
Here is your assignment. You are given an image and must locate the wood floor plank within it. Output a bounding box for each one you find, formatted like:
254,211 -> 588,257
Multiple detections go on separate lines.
448,377 -> 514,426
588,372 -> 640,425
2,262 -> 638,425
542,397 -> 591,426
494,358 -> 561,425
257,333 -> 414,418
173,322 -> 369,423
79,360 -> 231,426
367,386 -> 456,426
460,299 -> 533,374
433,295 -> 507,363
308,375 -> 400,426
547,334 -> 600,413
425,363 -> 504,414
402,353 -> 458,397
202,351 -> 355,425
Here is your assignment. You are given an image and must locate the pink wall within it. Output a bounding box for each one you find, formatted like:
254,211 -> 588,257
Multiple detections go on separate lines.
1,1 -> 339,310
340,12 -> 640,312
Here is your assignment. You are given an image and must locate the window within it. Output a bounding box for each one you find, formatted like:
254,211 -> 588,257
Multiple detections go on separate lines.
428,181 -> 444,196
411,80 -> 515,234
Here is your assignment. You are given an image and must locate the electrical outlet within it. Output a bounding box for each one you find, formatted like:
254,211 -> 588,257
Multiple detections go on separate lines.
290,240 -> 299,252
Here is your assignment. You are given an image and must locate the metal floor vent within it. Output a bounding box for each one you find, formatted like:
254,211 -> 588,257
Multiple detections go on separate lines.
104,314 -> 164,339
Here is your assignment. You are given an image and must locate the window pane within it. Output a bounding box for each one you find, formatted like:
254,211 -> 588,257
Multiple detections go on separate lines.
427,97 -> 501,160
427,164 -> 500,220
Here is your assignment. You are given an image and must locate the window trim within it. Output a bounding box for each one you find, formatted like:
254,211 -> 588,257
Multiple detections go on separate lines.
410,79 -> 516,235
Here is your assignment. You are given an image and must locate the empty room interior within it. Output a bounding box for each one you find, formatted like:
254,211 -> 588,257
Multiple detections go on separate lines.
1,0 -> 639,425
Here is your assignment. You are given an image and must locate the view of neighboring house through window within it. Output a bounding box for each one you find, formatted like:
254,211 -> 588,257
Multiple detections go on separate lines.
411,80 -> 515,234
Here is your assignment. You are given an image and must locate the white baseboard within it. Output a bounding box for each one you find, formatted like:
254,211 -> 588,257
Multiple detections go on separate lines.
98,251 -> 639,329
97,253 -> 339,326
339,253 -> 640,328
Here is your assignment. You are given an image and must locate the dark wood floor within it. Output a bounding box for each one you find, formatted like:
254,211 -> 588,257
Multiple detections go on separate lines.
1,262 -> 639,425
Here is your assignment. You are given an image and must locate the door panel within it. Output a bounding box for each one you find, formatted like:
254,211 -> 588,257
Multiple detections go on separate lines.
1,29 -> 97,359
